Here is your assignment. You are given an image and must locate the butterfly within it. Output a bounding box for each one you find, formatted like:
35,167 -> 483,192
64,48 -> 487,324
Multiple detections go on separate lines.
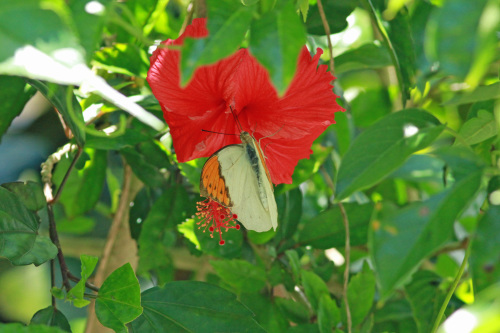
200,131 -> 278,232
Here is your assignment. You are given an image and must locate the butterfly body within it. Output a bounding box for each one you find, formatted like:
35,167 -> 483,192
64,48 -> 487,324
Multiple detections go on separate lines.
200,131 -> 278,232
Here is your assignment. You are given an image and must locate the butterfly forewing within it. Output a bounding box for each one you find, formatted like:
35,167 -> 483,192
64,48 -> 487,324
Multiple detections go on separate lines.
200,155 -> 231,207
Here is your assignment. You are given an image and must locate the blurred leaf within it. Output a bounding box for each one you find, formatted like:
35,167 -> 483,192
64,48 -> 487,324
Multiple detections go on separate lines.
285,249 -> 301,282
370,148 -> 484,298
210,259 -> 267,293
335,43 -> 392,74
275,188 -> 303,241
240,293 -> 289,332
130,281 -> 266,333
306,0 -> 357,35
86,129 -> 151,150
27,80 -> 86,146
297,0 -> 309,22
180,0 -> 255,85
373,298 -> 415,329
92,43 -> 149,77
342,262 -> 376,326
138,185 -> 191,275
2,181 -> 45,212
0,324 -> 68,333
178,157 -> 205,190
57,216 -> 95,235
318,294 -> 341,333
121,141 -> 170,188
389,154 -> 445,183
456,110 -> 497,146
426,0 -> 489,79
275,297 -> 310,324
405,270 -> 446,333
250,0 -> 306,95
195,218 -> 243,258
95,263 -> 142,333
335,109 -> 444,201
301,270 -> 330,312
69,0 -> 112,63
68,255 -> 99,308
53,149 -> 107,218
444,82 -> 500,106
470,206 -> 500,294
30,306 -> 71,332
288,324 -> 321,333
0,76 -> 34,142
299,203 -> 374,249
0,186 -> 56,266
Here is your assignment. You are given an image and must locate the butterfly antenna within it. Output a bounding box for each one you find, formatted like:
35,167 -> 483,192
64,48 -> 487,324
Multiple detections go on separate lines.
201,129 -> 239,136
229,105 -> 244,133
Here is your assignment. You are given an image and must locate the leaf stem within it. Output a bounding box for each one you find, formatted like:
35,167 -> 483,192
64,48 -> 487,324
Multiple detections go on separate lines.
338,201 -> 352,333
431,238 -> 471,333
67,272 -> 100,292
47,204 -> 72,291
316,0 -> 335,75
50,259 -> 56,308
51,146 -> 83,204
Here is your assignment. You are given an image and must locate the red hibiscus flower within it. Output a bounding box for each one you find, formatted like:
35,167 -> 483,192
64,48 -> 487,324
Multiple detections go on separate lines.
147,18 -> 343,185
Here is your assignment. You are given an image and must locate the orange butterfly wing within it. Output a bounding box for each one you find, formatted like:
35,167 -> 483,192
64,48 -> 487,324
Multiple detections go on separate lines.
200,155 -> 232,207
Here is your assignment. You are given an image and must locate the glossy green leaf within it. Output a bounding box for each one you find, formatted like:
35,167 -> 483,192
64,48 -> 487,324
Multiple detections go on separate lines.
301,270 -> 330,312
444,82 -> 500,106
275,297 -> 310,324
299,203 -> 374,249
30,306 -> 71,332
318,294 -> 341,333
210,259 -> 267,293
130,281 -> 266,333
121,142 -> 170,188
335,43 -> 392,74
405,270 -> 445,333
0,323 -> 68,333
457,110 -> 497,146
426,0 -> 489,79
92,43 -> 149,77
180,0 -> 255,85
306,0 -> 357,35
68,254 -> 99,308
470,206 -> 500,294
240,293 -> 289,333
0,186 -> 56,266
0,76 -> 34,142
53,149 -> 107,218
138,185 -> 191,275
342,262 -> 376,326
275,188 -> 302,241
27,80 -> 86,146
95,263 -> 142,333
1,181 -> 46,212
249,0 -> 306,95
85,129 -> 150,150
335,109 -> 444,201
370,148 -> 484,298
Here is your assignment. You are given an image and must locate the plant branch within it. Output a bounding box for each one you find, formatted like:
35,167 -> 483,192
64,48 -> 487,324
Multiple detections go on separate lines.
50,259 -> 56,308
52,146 -> 83,204
67,272 -> 100,292
338,201 -> 352,333
431,238 -> 471,333
316,0 -> 335,75
47,204 -> 72,291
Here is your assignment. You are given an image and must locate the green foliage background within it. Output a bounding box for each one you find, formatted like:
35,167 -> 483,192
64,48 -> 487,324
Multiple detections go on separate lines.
0,0 -> 499,332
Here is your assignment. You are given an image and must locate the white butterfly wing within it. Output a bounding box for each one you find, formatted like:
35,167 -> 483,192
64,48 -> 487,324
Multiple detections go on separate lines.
217,145 -> 277,232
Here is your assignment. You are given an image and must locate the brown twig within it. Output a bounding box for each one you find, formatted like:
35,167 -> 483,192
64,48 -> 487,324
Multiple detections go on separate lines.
51,147 -> 83,204
317,1 -> 352,332
67,272 -> 100,293
180,2 -> 195,35
50,259 -> 56,308
47,204 -> 72,291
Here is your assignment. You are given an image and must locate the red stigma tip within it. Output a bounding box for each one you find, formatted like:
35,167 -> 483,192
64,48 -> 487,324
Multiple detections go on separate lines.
219,240 -> 225,245
236,224 -> 240,230
233,214 -> 237,218
209,226 -> 214,232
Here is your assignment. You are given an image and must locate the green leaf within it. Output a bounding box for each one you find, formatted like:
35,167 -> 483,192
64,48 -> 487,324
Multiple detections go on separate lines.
370,148 -> 484,298
299,203 -> 374,249
0,323 -> 68,333
0,76 -> 34,142
444,82 -> 500,106
0,186 -> 56,266
95,263 -> 142,333
301,270 -> 330,312
92,43 -> 149,77
456,110 -> 497,146
405,270 -> 446,333
249,0 -> 306,95
306,0 -> 357,35
275,188 -> 302,241
57,216 -> 95,235
68,255 -> 99,308
240,293 -> 289,332
121,142 -> 169,188
30,306 -> 71,332
470,205 -> 500,294
335,43 -> 392,74
210,259 -> 267,293
285,250 -> 301,282
130,281 -> 266,333
335,109 -> 444,201
275,297 -> 310,324
85,129 -> 151,150
1,181 -> 46,212
27,80 -> 86,146
180,0 -> 255,85
53,149 -> 107,218
342,262 -> 375,327
426,0 -> 489,79
318,294 -> 341,333
138,185 -> 191,275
